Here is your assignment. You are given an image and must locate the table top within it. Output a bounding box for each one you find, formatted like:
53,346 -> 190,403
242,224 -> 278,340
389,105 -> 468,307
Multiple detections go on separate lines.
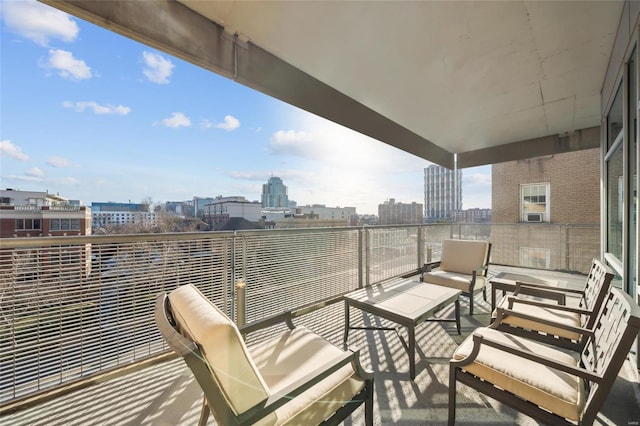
344,279 -> 461,321
490,271 -> 568,289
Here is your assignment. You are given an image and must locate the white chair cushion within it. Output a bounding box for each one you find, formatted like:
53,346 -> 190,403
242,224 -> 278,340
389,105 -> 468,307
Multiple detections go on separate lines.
495,296 -> 582,340
168,284 -> 272,418
453,327 -> 584,421
439,239 -> 488,275
249,326 -> 365,425
422,270 -> 487,292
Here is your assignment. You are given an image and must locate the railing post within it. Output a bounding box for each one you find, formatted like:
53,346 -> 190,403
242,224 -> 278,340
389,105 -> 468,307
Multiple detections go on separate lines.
365,228 -> 371,287
417,225 -> 424,271
358,227 -> 364,288
236,278 -> 246,328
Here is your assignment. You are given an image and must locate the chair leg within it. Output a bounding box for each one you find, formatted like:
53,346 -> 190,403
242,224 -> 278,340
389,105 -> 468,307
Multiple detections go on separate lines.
364,378 -> 374,426
482,286 -> 487,302
448,364 -> 457,426
198,397 -> 210,426
469,293 -> 474,316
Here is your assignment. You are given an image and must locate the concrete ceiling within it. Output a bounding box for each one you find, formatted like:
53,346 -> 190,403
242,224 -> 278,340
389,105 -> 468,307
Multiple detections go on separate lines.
41,0 -> 623,169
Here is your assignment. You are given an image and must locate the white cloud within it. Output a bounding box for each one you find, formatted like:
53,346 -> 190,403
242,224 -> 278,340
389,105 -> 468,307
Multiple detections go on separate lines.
161,112 -> 191,128
215,115 -> 240,131
47,156 -> 71,168
201,119 -> 213,129
1,0 -> 78,46
0,140 -> 30,161
25,167 -> 44,178
43,49 -> 91,80
63,101 -> 130,115
268,130 -> 316,158
142,51 -> 174,84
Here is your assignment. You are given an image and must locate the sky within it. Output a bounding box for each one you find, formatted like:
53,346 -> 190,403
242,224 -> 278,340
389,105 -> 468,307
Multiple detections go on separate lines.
0,0 -> 491,215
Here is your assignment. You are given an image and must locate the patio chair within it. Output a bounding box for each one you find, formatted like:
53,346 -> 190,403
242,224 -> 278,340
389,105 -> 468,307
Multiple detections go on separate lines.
155,284 -> 374,426
421,239 -> 491,315
449,287 -> 640,426
491,258 -> 614,351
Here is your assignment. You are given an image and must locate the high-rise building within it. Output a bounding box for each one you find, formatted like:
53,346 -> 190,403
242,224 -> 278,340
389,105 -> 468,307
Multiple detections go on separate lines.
424,164 -> 462,222
261,176 -> 289,208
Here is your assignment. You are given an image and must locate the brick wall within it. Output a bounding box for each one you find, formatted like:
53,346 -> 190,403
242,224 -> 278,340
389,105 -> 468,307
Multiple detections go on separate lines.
492,149 -> 600,224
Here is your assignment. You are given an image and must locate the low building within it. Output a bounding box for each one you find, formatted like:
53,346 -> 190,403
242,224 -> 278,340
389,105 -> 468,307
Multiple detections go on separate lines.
203,196 -> 263,229
0,189 -> 91,238
91,202 -> 156,229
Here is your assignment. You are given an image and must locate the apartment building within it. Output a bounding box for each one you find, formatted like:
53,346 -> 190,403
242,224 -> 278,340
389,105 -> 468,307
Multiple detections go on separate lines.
91,202 -> 156,229
0,189 -> 91,238
202,196 -> 263,228
378,198 -> 423,225
424,164 -> 462,222
491,149 -> 600,272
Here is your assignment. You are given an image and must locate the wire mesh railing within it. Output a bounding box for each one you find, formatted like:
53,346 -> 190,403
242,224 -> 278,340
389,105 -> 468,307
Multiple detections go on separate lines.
0,223 -> 598,406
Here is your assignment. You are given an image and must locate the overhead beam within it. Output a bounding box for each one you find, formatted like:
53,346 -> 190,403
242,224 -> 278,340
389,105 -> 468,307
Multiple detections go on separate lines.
456,126 -> 601,169
40,0 -> 454,168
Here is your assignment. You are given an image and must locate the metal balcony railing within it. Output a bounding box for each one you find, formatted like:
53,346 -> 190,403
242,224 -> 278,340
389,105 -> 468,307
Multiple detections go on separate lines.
0,223 -> 599,407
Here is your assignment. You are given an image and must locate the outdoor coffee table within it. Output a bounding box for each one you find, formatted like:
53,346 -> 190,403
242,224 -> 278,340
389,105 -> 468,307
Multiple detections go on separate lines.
343,279 -> 461,380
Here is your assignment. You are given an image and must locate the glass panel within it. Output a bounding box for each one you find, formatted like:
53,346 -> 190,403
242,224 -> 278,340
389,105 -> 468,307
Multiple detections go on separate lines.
630,49 -> 637,298
609,84 -> 623,148
607,142 -> 624,260
51,219 -> 60,230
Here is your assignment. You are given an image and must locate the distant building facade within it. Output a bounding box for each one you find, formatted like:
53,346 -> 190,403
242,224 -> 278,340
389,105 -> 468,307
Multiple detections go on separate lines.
378,198 -> 423,225
424,164 -> 462,222
262,176 -> 289,208
202,196 -> 263,228
452,208 -> 492,223
491,149 -> 600,273
296,204 -> 357,225
0,189 -> 91,238
91,202 -> 156,229
193,197 -> 215,219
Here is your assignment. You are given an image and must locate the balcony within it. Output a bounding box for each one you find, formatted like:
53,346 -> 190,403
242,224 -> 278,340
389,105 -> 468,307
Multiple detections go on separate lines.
0,224 -> 637,424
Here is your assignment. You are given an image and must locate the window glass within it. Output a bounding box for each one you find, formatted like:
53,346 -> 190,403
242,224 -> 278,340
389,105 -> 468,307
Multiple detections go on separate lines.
607,141 -> 624,260
51,219 -> 60,230
15,219 -> 24,230
71,219 -> 80,230
521,183 -> 549,221
609,84 -> 623,148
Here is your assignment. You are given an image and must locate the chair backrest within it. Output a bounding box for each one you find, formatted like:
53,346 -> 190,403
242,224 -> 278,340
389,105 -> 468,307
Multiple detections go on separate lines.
578,259 -> 614,328
439,239 -> 490,275
580,287 -> 640,422
155,284 -> 273,425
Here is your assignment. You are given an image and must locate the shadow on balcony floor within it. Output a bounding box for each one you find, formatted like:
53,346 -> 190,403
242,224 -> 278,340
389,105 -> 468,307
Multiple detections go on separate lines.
3,268 -> 639,425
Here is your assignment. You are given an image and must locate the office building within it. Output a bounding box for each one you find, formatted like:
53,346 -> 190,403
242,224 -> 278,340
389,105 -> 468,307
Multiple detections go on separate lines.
261,176 -> 289,209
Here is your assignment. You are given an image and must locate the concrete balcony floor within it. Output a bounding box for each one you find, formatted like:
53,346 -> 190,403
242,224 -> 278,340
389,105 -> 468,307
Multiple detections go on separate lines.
3,266 -> 639,425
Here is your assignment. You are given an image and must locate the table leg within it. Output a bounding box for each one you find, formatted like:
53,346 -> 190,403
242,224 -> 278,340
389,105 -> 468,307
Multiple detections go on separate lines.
409,324 -> 416,380
343,302 -> 350,347
455,299 -> 461,335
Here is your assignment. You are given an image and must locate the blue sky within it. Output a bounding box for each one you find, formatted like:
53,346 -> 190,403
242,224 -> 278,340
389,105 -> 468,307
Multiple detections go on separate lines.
0,0 -> 491,215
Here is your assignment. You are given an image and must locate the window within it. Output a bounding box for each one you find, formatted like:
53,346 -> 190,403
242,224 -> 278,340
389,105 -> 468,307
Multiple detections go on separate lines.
521,183 -> 550,222
520,247 -> 550,269
50,218 -> 81,231
15,218 -> 41,230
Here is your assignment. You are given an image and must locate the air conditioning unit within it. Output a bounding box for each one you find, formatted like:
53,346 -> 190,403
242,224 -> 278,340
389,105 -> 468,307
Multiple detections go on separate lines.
526,213 -> 543,223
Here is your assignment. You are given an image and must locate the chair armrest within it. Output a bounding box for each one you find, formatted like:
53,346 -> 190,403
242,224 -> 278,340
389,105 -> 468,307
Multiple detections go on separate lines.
513,283 -> 567,304
238,349 -> 373,424
453,332 -> 602,383
514,280 -> 584,295
494,306 -> 594,339
423,261 -> 441,272
507,296 -> 591,315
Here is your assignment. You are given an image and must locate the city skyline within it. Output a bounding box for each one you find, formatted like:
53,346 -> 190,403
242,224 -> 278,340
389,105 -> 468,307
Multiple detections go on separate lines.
0,0 -> 491,215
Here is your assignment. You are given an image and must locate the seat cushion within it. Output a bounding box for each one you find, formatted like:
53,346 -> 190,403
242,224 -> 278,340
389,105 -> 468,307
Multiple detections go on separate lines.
249,326 -> 366,426
439,239 -> 489,275
422,270 -> 486,293
494,297 -> 582,341
453,327 -> 584,421
168,284 -> 272,418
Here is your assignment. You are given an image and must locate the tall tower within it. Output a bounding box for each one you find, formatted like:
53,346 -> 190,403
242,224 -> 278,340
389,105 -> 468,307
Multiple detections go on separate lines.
261,176 -> 289,208
424,164 -> 462,222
